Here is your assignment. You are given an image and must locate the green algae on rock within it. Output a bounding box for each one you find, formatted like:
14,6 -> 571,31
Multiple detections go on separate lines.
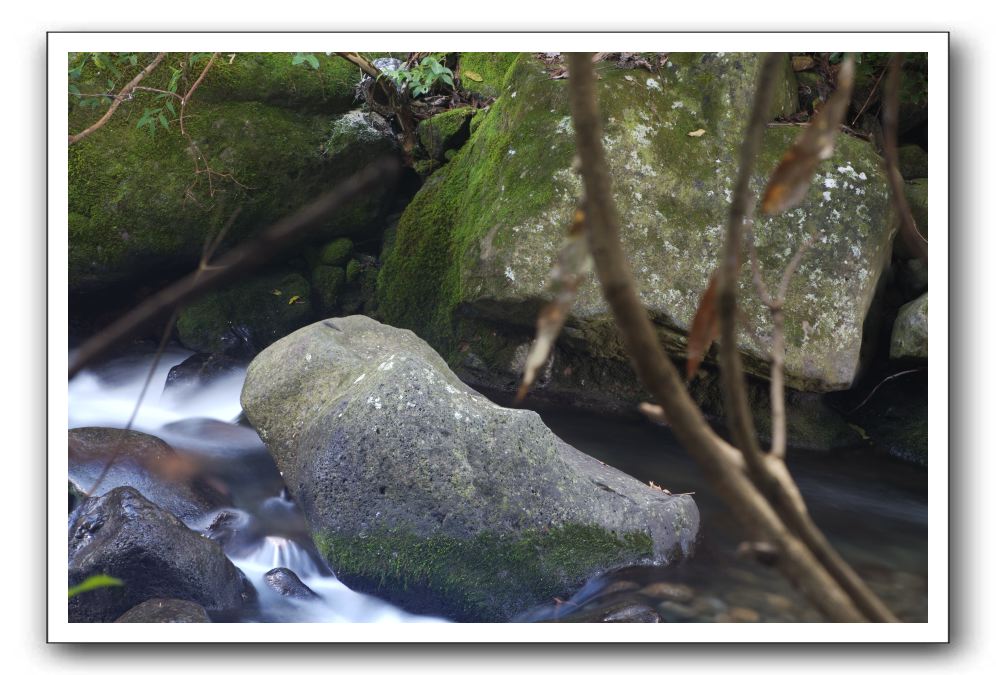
417,107 -> 477,161
318,238 -> 354,266
458,52 -> 521,99
69,102 -> 398,293
311,265 -> 346,313
240,316 -> 699,621
378,53 -> 895,395
176,271 -> 312,354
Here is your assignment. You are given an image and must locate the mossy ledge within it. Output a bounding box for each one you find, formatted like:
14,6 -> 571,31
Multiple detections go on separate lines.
314,524 -> 654,622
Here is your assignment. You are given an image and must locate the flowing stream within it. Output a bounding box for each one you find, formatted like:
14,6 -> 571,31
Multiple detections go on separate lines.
68,346 -> 927,623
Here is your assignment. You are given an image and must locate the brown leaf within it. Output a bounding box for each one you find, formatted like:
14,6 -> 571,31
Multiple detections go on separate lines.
791,55 -> 815,72
515,208 -> 591,403
687,128 -> 707,137
686,271 -> 720,381
761,55 -> 855,215
463,70 -> 483,82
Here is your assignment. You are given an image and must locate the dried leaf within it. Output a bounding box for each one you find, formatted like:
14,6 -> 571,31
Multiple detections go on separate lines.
686,271 -> 720,380
687,128 -> 707,137
515,208 -> 591,403
761,55 -> 855,215
638,402 -> 669,426
463,70 -> 483,82
791,55 -> 815,72
271,289 -> 282,296
288,295 -> 303,305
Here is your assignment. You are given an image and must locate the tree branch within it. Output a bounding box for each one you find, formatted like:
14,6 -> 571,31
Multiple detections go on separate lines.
68,52 -> 167,145
68,158 -> 400,378
882,54 -> 928,263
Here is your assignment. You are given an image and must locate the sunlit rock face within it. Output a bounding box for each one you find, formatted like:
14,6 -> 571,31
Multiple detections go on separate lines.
241,316 -> 699,621
378,53 -> 896,396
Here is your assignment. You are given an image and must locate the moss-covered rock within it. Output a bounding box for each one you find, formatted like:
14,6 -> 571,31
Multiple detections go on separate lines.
311,265 -> 346,312
417,107 -> 476,161
241,316 -> 698,621
69,99 -> 397,293
459,52 -> 521,98
378,53 -> 893,397
318,238 -> 354,266
904,178 -> 928,238
176,271 -> 312,354
898,145 -> 928,179
890,293 -> 928,361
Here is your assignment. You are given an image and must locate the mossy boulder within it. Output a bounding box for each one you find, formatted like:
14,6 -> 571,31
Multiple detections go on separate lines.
459,52 -> 521,98
318,238 -> 354,266
417,107 -> 476,161
898,145 -> 928,179
905,178 -> 928,237
890,293 -> 928,361
311,265 -> 346,312
69,99 -> 398,292
176,271 -> 312,355
378,53 -> 894,397
240,316 -> 699,621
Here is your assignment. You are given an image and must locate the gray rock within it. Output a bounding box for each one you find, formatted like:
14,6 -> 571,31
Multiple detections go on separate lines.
890,293 -> 928,360
264,567 -> 320,600
114,598 -> 211,623
379,53 -> 897,396
68,427 -> 230,523
241,316 -> 699,621
69,487 -> 247,622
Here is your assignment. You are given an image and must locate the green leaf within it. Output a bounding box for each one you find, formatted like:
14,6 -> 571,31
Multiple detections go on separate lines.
68,84 -> 80,97
165,100 -> 175,116
292,53 -> 306,66
304,54 -> 319,70
68,574 -> 123,599
159,113 -> 169,129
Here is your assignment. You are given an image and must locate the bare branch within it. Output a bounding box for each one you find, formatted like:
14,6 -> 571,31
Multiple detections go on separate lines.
882,54 -> 928,263
68,158 -> 400,378
68,53 -> 167,145
716,53 -> 782,467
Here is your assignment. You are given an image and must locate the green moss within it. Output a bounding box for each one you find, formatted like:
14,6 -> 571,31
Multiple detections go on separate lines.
312,265 -> 346,312
417,107 -> 476,160
176,271 -> 312,353
319,238 -> 354,266
904,179 -> 928,238
194,52 -> 361,113
459,52 -> 522,98
314,524 -> 653,621
345,258 -> 362,283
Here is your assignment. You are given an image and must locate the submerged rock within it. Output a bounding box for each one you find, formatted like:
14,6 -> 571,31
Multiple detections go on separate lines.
114,598 -> 211,623
68,427 -> 230,523
378,53 -> 895,400
241,316 -> 699,621
176,271 -> 313,355
69,487 -> 247,622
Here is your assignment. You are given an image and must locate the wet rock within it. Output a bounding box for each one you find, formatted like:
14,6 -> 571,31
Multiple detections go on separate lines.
69,487 -> 248,622
163,353 -> 245,398
241,316 -> 699,621
200,508 -> 259,552
264,567 -> 320,600
890,293 -> 928,361
114,598 -> 211,623
68,427 -> 231,523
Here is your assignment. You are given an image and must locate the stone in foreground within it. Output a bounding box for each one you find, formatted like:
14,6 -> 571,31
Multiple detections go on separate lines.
890,293 -> 928,361
114,598 -> 211,623
69,487 -> 248,622
241,316 -> 699,621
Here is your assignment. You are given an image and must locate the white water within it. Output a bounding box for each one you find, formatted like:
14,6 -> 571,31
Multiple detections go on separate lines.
68,348 -> 446,624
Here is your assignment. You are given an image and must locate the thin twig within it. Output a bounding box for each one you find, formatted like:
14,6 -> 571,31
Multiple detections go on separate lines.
68,158 -> 400,378
848,368 -> 925,414
850,66 -> 887,127
68,53 -> 167,145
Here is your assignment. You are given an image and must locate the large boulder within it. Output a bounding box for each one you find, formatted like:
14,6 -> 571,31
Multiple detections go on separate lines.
114,598 -> 211,623
378,53 -> 895,400
68,427 -> 230,523
241,316 -> 699,621
69,83 -> 399,293
69,487 -> 249,622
